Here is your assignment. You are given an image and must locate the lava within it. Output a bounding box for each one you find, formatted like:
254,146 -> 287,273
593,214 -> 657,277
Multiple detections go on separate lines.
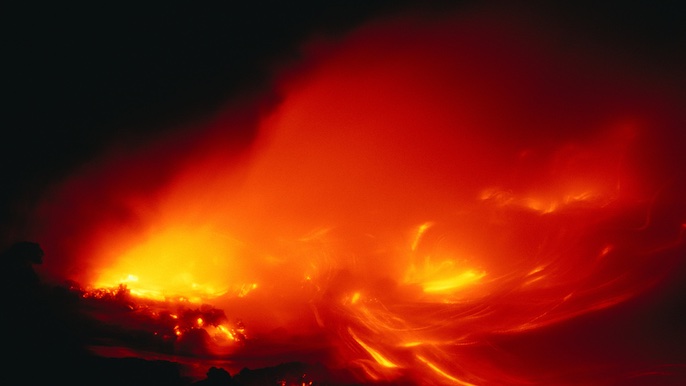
30,5 -> 685,385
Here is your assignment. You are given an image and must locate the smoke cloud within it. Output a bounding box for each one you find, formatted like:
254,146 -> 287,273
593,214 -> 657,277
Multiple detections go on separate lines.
28,4 -> 685,384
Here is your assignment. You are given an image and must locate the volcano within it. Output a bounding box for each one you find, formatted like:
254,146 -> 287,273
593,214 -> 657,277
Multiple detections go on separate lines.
3,2 -> 686,385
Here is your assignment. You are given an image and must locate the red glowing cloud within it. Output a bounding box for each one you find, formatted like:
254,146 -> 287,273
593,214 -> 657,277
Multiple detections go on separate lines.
32,6 -> 685,385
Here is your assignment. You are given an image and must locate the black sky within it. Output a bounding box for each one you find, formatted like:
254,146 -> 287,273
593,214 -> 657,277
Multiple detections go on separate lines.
3,1 -> 685,246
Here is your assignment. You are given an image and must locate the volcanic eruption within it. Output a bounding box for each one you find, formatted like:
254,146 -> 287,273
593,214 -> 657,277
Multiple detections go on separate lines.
6,2 -> 685,385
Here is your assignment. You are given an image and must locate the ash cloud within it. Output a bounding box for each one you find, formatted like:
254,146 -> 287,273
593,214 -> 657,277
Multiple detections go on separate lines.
4,2 -> 685,384
25,0 -> 686,325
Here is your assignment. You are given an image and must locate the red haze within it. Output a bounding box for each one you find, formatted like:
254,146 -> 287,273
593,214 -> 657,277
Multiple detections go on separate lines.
32,6 -> 686,385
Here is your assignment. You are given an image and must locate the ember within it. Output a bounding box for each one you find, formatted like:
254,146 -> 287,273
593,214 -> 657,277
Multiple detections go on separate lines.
6,2 -> 685,385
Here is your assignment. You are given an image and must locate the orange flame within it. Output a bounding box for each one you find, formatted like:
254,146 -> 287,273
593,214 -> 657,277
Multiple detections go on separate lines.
34,7 -> 685,385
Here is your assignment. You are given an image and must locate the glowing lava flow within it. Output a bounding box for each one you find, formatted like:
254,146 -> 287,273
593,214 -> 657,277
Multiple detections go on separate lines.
91,226 -> 257,302
34,7 -> 685,386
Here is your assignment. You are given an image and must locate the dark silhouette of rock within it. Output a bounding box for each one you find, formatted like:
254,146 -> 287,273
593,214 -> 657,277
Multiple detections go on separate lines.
0,242 -> 354,385
74,356 -> 189,386
1,241 -> 44,291
0,241 -> 193,386
176,327 -> 214,356
192,366 -> 234,386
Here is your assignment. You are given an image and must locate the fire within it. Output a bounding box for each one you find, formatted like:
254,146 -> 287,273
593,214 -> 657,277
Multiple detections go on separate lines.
92,226 -> 240,301
419,270 -> 485,294
404,222 -> 487,296
33,6 -> 685,386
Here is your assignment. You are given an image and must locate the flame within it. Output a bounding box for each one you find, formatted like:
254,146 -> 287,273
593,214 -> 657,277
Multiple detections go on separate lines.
349,328 -> 399,369
416,355 -> 477,386
33,6 -> 686,385
92,226 -> 249,301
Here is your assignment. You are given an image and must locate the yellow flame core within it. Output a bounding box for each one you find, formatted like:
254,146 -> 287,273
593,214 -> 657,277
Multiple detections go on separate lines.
94,226 -> 241,299
422,270 -> 486,293
349,328 -> 398,368
404,256 -> 486,296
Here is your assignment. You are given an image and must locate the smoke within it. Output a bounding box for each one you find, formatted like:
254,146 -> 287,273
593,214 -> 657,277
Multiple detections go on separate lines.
29,4 -> 685,384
